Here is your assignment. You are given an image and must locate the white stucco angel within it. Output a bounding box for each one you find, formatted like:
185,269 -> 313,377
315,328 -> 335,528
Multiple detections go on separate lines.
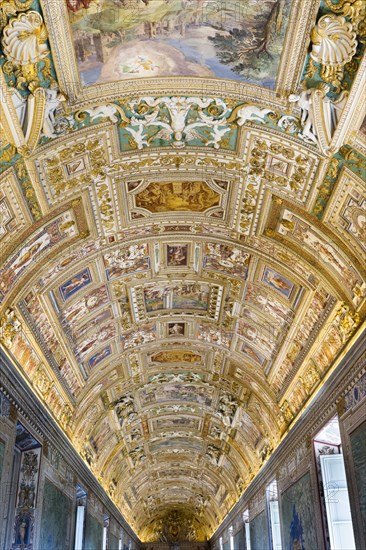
288,86 -> 349,154
42,88 -> 67,138
288,89 -> 319,145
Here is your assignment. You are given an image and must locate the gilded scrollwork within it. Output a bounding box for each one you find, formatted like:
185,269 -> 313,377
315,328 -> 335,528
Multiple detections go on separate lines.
240,136 -> 313,232
0,307 -> 22,347
0,0 -> 33,31
334,302 -> 361,342
324,0 -> 366,35
45,139 -> 106,196
33,364 -> 52,398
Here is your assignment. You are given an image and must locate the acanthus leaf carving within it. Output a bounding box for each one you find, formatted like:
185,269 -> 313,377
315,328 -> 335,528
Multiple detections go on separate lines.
124,97 -> 233,150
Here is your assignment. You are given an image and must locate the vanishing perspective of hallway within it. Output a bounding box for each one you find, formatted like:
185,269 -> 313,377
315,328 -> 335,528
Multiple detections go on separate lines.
0,0 -> 365,549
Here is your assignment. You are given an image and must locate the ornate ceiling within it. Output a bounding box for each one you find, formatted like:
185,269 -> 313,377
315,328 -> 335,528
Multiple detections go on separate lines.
0,0 -> 365,543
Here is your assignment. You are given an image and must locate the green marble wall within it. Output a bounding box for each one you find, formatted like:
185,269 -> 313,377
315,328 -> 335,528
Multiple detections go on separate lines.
350,420 -> 366,541
281,472 -> 318,550
84,512 -> 103,550
39,479 -> 71,550
250,511 -> 269,550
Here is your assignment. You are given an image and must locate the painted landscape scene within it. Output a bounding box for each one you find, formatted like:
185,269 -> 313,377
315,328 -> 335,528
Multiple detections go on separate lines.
67,0 -> 293,86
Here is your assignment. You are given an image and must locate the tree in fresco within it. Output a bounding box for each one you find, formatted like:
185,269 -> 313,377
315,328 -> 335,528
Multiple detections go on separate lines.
209,0 -> 286,77
68,0 -> 293,84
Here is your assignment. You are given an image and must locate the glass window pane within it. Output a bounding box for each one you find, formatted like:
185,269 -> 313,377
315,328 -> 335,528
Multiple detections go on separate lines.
320,455 -> 356,550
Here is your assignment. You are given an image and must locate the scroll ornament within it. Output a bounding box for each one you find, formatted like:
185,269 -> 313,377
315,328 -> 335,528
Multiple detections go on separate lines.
125,96 -> 233,150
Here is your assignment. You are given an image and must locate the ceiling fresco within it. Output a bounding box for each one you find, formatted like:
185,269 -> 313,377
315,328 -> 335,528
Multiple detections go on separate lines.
67,0 -> 294,86
0,0 -> 365,543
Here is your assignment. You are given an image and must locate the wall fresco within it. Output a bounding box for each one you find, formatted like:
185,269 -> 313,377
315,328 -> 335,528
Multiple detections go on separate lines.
281,472 -> 318,550
84,513 -> 103,550
0,440 -> 5,483
103,244 -> 150,280
61,285 -> 109,329
110,533 -> 120,550
75,319 -> 115,362
39,480 -> 71,550
203,243 -> 250,279
250,511 -> 269,550
261,266 -> 294,298
167,244 -> 189,267
143,282 -> 210,312
12,445 -> 42,550
139,383 -> 214,407
88,344 -> 113,369
345,372 -> 366,411
150,350 -> 201,363
350,421 -> 366,542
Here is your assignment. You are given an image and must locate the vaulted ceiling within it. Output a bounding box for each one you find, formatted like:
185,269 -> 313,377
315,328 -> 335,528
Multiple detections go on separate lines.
0,0 -> 365,543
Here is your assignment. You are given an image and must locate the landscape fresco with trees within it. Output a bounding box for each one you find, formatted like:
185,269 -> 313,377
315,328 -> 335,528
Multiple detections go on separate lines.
67,0 -> 293,86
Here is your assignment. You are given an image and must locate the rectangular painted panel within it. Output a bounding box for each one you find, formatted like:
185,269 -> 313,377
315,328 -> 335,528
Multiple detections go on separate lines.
110,533 -> 120,550
39,479 -> 71,550
84,512 -> 103,550
350,420 -> 366,541
0,440 -> 5,481
281,472 -> 318,550
234,527 -> 245,550
68,0 -> 294,87
250,511 -> 269,550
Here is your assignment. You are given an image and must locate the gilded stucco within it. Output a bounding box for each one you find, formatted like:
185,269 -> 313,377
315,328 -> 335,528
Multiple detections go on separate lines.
0,0 -> 365,543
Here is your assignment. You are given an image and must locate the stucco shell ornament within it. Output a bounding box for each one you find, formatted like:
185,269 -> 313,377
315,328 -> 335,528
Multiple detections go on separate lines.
310,14 -> 358,85
2,11 -> 49,65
